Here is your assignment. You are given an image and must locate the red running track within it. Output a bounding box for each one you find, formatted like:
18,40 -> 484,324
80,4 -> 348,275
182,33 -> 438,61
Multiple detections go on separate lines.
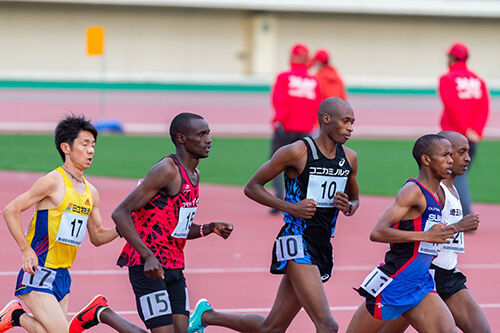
1,171 -> 499,332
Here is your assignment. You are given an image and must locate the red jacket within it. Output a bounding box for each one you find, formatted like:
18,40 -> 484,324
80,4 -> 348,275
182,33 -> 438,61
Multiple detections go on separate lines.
271,62 -> 322,133
439,61 -> 489,138
315,65 -> 347,101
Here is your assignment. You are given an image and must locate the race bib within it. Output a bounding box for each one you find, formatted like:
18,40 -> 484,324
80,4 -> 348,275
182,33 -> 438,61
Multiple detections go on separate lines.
360,267 -> 393,297
418,219 -> 441,255
171,207 -> 197,238
441,230 -> 465,253
306,175 -> 347,208
55,211 -> 88,246
140,290 -> 172,321
275,235 -> 305,261
22,267 -> 56,290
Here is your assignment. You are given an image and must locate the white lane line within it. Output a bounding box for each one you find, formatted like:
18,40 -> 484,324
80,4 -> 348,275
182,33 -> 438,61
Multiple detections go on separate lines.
66,303 -> 500,317
1,263 -> 500,277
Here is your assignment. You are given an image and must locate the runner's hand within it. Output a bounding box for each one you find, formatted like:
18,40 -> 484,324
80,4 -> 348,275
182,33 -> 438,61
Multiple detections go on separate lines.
22,247 -> 39,275
143,253 -> 164,280
456,213 -> 479,232
425,223 -> 456,243
211,222 -> 233,239
290,199 -> 317,219
333,192 -> 353,215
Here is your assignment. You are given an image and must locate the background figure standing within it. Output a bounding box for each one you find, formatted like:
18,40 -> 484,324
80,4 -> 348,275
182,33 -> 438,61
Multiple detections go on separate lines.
438,42 -> 489,216
311,48 -> 348,101
270,42 -> 322,211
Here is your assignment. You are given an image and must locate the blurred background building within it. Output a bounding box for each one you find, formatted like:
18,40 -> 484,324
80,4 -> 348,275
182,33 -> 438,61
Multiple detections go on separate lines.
1,0 -> 499,92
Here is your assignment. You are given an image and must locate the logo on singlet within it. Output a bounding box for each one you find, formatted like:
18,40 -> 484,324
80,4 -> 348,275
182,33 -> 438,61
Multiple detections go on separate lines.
65,202 -> 91,215
309,166 -> 350,177
427,214 -> 442,223
339,158 -> 345,167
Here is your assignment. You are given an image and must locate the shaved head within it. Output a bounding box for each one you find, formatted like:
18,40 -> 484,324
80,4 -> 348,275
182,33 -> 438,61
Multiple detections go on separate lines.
438,131 -> 468,149
318,97 -> 352,125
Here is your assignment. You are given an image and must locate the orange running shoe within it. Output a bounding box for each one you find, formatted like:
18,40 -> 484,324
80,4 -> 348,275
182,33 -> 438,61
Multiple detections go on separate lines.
0,300 -> 23,332
69,294 -> 109,333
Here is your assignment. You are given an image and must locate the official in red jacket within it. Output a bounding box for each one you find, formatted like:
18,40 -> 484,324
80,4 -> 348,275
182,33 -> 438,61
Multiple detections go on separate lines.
438,42 -> 490,215
311,49 -> 347,102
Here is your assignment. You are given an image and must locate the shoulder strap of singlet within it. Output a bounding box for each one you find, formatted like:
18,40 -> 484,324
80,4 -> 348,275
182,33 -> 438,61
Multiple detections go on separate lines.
168,154 -> 198,187
303,137 -> 319,161
407,178 -> 440,205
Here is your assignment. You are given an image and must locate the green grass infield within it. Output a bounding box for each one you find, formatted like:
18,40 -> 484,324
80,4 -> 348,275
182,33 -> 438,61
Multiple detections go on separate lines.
0,134 -> 498,204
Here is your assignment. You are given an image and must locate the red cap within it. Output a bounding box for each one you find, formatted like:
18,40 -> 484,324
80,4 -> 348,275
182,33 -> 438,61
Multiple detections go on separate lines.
312,49 -> 330,65
290,43 -> 309,57
447,42 -> 469,61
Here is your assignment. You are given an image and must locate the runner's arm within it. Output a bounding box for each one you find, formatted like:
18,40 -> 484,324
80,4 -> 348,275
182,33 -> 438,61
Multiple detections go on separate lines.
244,142 -> 317,219
86,183 -> 119,246
370,182 -> 455,244
3,174 -> 59,274
112,159 -> 178,279
336,147 -> 359,216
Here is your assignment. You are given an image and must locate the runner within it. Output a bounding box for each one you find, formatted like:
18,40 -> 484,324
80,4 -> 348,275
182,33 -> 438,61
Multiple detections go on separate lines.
380,131 -> 491,333
189,97 -> 359,333
0,115 -> 121,332
346,134 -> 458,333
111,112 -> 233,332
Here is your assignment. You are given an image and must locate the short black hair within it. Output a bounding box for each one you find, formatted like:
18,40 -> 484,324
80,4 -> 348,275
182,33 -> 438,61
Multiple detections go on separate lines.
412,134 -> 446,168
169,112 -> 204,146
54,114 -> 97,162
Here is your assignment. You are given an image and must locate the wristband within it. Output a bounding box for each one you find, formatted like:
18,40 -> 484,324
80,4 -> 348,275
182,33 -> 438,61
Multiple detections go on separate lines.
200,224 -> 206,237
347,202 -> 353,215
115,226 -> 123,238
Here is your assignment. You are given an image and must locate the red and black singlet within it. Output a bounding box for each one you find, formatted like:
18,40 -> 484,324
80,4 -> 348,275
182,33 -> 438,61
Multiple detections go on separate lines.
117,154 -> 199,270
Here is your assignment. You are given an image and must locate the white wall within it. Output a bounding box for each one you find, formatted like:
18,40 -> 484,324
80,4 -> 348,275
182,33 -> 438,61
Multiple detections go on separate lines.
0,2 -> 499,89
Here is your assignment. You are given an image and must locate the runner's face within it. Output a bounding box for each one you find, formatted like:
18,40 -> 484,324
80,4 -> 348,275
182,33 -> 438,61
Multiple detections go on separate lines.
451,136 -> 471,176
328,105 -> 354,144
69,130 -> 96,170
184,118 -> 212,159
429,139 -> 453,180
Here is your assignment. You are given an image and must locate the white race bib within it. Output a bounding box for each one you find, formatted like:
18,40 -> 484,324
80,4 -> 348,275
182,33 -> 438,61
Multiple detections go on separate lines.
21,267 -> 57,290
418,219 -> 441,256
360,267 -> 393,297
140,290 -> 172,321
275,235 -> 305,261
55,211 -> 88,246
441,230 -> 465,253
171,207 -> 197,238
306,175 -> 347,208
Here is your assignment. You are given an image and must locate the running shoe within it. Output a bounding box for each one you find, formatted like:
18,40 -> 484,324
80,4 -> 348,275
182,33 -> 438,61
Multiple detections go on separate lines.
188,298 -> 213,333
0,300 -> 22,332
69,294 -> 109,333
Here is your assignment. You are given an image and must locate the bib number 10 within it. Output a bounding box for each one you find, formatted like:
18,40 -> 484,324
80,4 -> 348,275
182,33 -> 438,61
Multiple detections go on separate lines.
275,235 -> 305,261
306,175 -> 347,208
